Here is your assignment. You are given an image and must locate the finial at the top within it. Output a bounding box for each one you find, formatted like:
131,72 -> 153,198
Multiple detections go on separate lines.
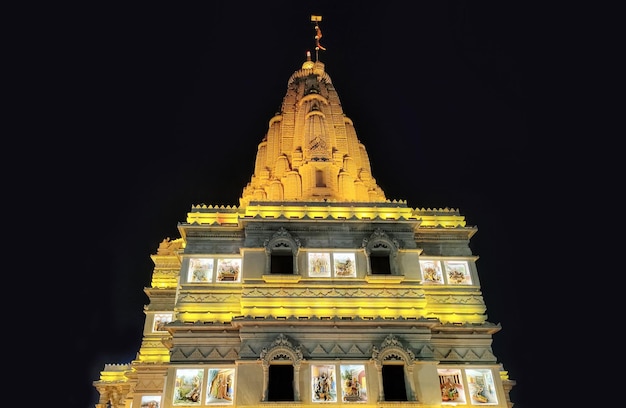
311,15 -> 325,61
302,50 -> 314,69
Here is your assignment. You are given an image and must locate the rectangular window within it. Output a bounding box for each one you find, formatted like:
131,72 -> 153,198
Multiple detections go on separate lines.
315,169 -> 325,187
205,367 -> 235,405
340,364 -> 368,402
381,365 -> 407,401
370,253 -> 391,275
438,368 -> 467,404
271,253 -> 293,274
268,365 -> 294,401
173,368 -> 203,406
308,252 -> 356,278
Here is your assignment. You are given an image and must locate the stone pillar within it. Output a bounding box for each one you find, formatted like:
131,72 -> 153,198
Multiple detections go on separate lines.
405,364 -> 417,401
374,361 -> 384,402
293,362 -> 301,401
261,363 -> 269,402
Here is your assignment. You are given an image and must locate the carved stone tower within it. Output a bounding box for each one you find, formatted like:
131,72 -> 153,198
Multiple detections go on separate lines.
93,17 -> 515,408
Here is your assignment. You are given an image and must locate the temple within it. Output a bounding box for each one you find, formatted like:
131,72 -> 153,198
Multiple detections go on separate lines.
93,17 -> 516,408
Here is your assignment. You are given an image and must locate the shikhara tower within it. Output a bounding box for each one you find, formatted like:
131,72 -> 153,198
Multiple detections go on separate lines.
93,16 -> 516,408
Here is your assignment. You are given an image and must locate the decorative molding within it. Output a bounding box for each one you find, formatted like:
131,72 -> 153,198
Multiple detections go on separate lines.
370,334 -> 416,366
262,274 -> 302,283
259,334 -> 304,367
241,287 -> 424,298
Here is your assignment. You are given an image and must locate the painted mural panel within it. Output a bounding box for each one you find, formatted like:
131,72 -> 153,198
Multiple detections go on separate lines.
141,396 -> 161,408
333,253 -> 356,277
438,368 -> 466,404
340,364 -> 367,402
311,364 -> 337,402
173,368 -> 203,406
153,313 -> 173,332
188,258 -> 213,283
444,261 -> 472,284
466,368 -> 498,405
216,259 -> 241,282
420,260 -> 444,284
205,368 -> 235,405
309,252 -> 331,277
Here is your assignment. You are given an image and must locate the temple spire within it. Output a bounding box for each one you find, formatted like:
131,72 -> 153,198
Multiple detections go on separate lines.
311,15 -> 325,61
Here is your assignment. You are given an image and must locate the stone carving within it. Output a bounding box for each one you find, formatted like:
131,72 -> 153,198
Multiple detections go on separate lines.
156,237 -> 183,255
370,334 -> 416,364
259,333 -> 304,363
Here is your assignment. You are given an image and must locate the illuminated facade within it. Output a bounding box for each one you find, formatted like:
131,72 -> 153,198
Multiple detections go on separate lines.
93,22 -> 516,408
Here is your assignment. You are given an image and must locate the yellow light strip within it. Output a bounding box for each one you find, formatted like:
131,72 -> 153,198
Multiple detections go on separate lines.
185,203 -> 467,228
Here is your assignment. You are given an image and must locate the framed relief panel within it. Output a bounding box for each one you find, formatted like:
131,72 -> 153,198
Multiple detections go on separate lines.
308,253 -> 331,277
340,364 -> 367,402
444,261 -> 472,285
188,258 -> 214,283
173,368 -> 203,406
438,368 -> 466,404
216,259 -> 241,282
308,252 -> 357,278
152,313 -> 173,333
205,367 -> 235,405
311,364 -> 338,403
141,396 -> 161,408
333,253 -> 356,277
420,260 -> 444,284
465,369 -> 498,405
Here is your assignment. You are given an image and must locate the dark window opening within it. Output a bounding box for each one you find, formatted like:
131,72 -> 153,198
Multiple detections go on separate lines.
316,169 -> 325,187
271,253 -> 293,274
382,365 -> 407,401
268,365 -> 294,401
370,254 -> 391,275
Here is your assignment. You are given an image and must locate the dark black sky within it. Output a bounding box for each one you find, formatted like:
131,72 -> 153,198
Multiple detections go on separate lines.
47,2 -> 547,407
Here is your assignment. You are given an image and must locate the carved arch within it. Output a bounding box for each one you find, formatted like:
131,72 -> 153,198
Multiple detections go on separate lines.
298,92 -> 329,107
370,334 -> 417,402
264,227 -> 301,274
264,227 -> 301,256
259,334 -> 304,366
361,228 -> 400,256
361,228 -> 400,275
259,334 -> 304,402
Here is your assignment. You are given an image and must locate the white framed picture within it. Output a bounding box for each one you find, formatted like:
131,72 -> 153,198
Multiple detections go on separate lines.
420,260 -> 444,284
188,258 -> 214,283
216,259 -> 241,282
444,261 -> 472,285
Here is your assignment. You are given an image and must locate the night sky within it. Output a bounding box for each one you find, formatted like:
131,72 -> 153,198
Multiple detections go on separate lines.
51,3 -> 548,407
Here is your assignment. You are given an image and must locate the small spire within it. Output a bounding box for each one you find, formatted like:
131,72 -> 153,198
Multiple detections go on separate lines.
302,50 -> 314,69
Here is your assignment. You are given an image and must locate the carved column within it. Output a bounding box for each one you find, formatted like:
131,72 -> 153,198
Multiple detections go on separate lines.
405,364 -> 417,401
261,361 -> 269,402
373,360 -> 384,402
293,361 -> 302,401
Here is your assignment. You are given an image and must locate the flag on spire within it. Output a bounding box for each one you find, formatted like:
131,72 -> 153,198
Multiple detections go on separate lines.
315,25 -> 326,51
311,15 -> 326,51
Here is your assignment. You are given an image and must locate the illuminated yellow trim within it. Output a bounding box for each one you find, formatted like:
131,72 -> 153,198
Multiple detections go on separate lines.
262,274 -> 302,283
185,203 -> 468,228
364,275 -> 405,284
